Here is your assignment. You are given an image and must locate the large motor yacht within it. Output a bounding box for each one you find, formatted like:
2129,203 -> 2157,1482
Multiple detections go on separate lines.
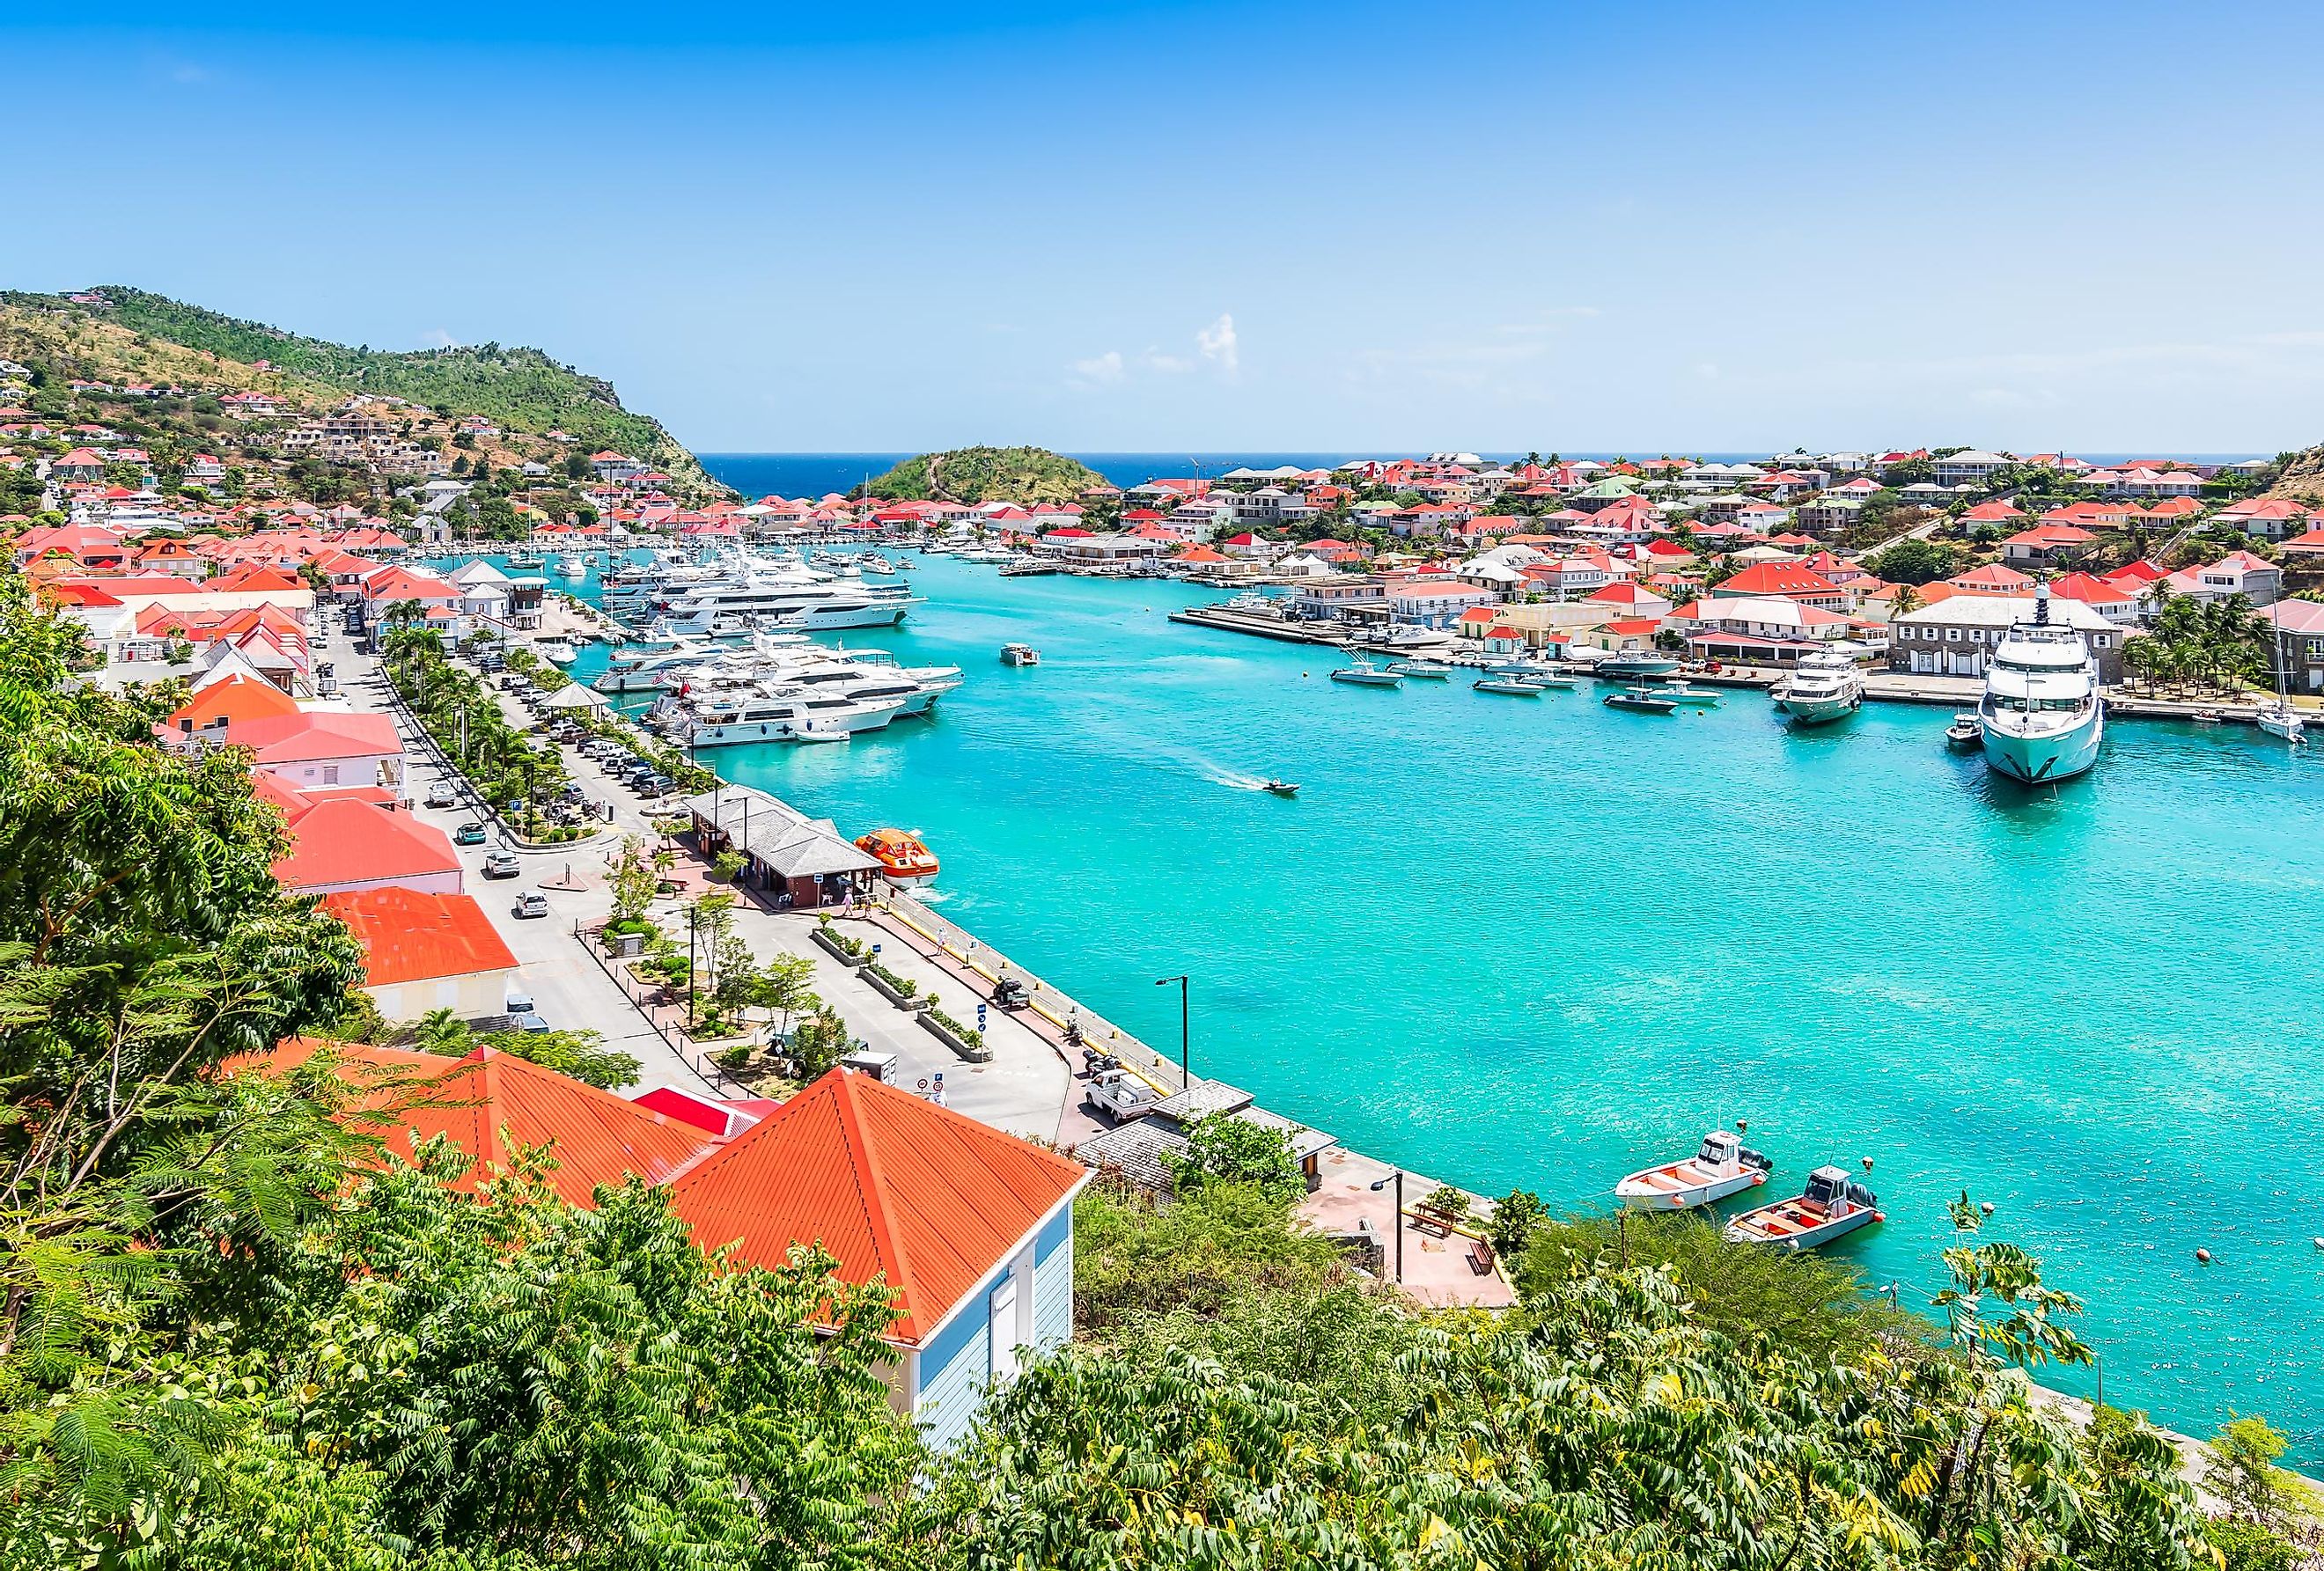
1772,648 -> 1864,724
1979,584 -> 2104,784
663,683 -> 910,747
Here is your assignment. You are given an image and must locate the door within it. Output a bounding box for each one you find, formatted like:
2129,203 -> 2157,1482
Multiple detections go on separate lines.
989,1275 -> 1022,1382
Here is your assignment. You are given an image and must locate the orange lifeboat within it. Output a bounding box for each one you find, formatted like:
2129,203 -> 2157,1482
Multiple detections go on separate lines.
855,828 -> 939,882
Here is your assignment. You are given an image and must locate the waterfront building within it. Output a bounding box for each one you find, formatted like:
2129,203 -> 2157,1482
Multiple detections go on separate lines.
1386,579 -> 1497,628
1672,595 -> 1851,665
2261,599 -> 2324,693
1709,562 -> 1847,609
2001,523 -> 2099,566
1888,594 -> 2126,680
683,784 -> 884,909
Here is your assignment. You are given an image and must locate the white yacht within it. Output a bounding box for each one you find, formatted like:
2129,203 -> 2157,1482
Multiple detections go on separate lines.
1772,648 -> 1864,725
1979,585 -> 2104,784
666,683 -> 910,747
592,640 -> 729,693
1378,625 -> 1456,654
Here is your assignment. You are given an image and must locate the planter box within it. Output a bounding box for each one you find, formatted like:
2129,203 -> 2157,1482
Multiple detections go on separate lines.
919,1011 -> 991,1062
811,926 -> 874,968
863,966 -> 930,1013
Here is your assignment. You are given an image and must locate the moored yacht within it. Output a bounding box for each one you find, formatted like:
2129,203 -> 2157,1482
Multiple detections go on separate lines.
665,683 -> 909,747
1772,648 -> 1864,724
1979,584 -> 2104,784
1592,650 -> 1683,679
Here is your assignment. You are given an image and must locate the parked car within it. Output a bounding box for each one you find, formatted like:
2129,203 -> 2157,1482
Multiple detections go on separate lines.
452,821 -> 488,846
482,852 -> 521,879
504,989 -> 537,1017
512,890 -> 548,919
424,783 -> 458,810
509,1012 -> 552,1034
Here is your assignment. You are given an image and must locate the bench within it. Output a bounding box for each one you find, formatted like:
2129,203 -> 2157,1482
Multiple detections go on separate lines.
1411,1203 -> 1460,1238
1466,1236 -> 1496,1276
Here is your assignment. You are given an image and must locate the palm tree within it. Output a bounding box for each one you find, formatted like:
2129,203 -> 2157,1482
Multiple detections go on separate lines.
1891,584 -> 1923,616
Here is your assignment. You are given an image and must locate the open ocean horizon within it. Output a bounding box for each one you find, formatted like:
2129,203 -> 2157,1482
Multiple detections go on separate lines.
698,451 -> 2270,499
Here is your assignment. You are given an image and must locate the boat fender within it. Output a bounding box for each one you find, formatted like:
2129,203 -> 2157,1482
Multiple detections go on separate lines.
1872,1211 -> 1885,1222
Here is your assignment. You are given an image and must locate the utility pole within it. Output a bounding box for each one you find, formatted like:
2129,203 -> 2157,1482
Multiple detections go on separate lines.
1154,973 -> 1189,1085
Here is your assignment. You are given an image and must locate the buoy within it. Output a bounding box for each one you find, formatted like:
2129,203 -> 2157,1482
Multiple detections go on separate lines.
2196,1248 -> 2212,1265
1736,1120 -> 1748,1134
1861,1156 -> 1874,1171
1980,1201 -> 1994,1216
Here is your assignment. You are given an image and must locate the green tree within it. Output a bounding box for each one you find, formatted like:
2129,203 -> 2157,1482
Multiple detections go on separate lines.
1163,1112 -> 1305,1205
1864,535 -> 1962,584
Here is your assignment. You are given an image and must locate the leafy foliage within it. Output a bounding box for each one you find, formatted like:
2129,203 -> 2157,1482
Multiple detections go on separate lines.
1162,1112 -> 1305,1205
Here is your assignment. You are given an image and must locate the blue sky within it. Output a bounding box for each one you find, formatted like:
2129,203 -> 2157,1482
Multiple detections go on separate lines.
6,2 -> 2323,455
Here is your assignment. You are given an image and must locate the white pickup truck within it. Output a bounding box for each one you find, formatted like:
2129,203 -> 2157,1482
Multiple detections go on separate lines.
1084,1068 -> 1161,1125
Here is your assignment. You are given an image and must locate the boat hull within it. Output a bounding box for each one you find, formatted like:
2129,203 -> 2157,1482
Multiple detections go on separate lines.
1614,1167 -> 1768,1212
1723,1203 -> 1880,1251
1982,705 -> 2103,783
1778,693 -> 1860,724
1596,657 -> 1682,679
1331,672 -> 1402,686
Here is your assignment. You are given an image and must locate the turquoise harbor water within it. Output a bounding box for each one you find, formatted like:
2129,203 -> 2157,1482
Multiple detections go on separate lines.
520,549 -> 2324,1457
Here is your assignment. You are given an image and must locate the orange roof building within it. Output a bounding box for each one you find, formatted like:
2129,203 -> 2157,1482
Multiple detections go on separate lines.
667,1068 -> 1089,1445
320,887 -> 518,1017
273,797 -> 465,897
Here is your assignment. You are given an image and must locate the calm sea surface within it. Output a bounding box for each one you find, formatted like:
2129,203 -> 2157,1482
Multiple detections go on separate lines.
482,518 -> 2324,1460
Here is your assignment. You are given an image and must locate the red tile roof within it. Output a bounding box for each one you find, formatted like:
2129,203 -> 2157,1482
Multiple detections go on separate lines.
229,710 -> 401,764
272,797 -> 462,892
166,674 -> 301,730
249,1041 -> 717,1208
321,887 -> 517,987
666,1068 -> 1089,1345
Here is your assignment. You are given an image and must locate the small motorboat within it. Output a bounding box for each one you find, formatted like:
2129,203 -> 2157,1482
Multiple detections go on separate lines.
1945,712 -> 1984,749
1614,1129 -> 1772,1212
1656,681 -> 1722,708
1389,660 -> 1455,679
1330,660 -> 1403,686
1261,780 -> 1299,797
793,725 -> 851,745
1603,688 -> 1679,714
1000,642 -> 1041,666
1474,676 -> 1546,695
2190,709 -> 2225,726
856,827 -> 939,880
1723,1164 -> 1882,1251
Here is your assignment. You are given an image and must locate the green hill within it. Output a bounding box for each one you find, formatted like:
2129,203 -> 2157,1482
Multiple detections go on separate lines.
0,285 -> 716,495
864,445 -> 1106,506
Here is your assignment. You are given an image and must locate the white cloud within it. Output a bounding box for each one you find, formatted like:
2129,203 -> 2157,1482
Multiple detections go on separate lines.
1142,346 -> 1195,374
1069,350 -> 1124,386
1196,312 -> 1239,374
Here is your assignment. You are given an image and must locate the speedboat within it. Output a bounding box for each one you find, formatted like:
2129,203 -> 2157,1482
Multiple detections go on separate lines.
1594,651 -> 1683,679
1603,688 -> 1678,714
1474,676 -> 1546,695
1723,1164 -> 1882,1251
1945,712 -> 1984,749
1261,780 -> 1299,797
1001,642 -> 1041,666
1389,660 -> 1455,679
1331,660 -> 1403,686
1772,649 -> 1864,724
856,828 -> 939,880
1614,1129 -> 1773,1212
1979,584 -> 2103,783
1656,681 -> 1722,708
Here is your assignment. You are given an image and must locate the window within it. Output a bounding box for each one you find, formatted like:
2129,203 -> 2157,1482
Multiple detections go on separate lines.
2093,635 -> 2109,649
1945,628 -> 1961,642
321,766 -> 340,785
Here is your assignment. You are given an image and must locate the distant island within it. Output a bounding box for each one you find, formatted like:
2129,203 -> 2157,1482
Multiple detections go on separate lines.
862,445 -> 1107,507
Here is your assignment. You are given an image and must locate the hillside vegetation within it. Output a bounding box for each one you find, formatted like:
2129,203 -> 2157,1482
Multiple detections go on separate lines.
2269,444 -> 2324,505
864,444 -> 1105,506
0,286 -> 716,494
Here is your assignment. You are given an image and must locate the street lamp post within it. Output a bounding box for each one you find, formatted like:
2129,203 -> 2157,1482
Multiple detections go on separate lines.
1153,974 -> 1189,1086
686,902 -> 699,1033
1369,1170 -> 1404,1281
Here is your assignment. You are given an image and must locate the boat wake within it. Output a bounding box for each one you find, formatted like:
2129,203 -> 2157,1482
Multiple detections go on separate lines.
1207,767 -> 1275,791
